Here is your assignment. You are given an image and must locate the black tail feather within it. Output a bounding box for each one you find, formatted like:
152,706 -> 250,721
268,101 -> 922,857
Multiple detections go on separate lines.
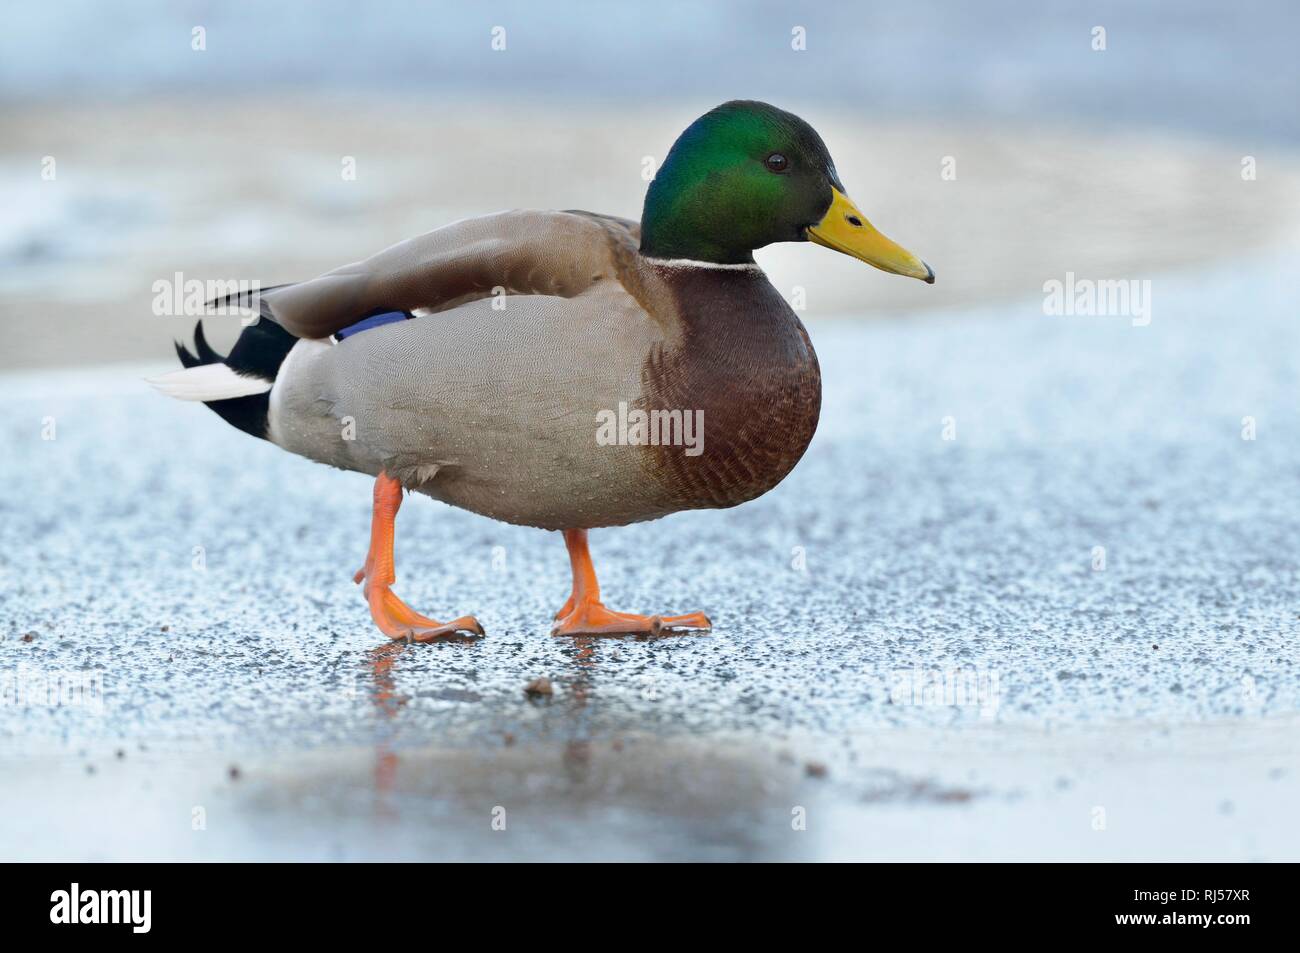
175,338 -> 201,368
175,317 -> 298,441
202,283 -> 291,312
193,321 -> 224,365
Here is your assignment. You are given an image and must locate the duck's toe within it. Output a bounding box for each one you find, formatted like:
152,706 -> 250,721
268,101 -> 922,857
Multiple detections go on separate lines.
551,601 -> 711,638
366,584 -> 484,643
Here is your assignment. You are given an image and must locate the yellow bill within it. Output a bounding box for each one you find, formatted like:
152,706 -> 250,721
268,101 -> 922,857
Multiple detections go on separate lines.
808,188 -> 934,283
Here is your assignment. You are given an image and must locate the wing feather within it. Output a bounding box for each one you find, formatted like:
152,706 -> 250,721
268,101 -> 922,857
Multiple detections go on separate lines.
262,210 -> 639,339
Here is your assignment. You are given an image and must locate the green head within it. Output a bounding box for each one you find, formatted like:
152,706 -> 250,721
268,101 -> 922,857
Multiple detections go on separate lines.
640,100 -> 933,282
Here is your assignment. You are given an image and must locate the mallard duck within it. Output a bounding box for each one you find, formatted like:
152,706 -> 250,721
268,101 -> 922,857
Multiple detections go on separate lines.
152,100 -> 932,640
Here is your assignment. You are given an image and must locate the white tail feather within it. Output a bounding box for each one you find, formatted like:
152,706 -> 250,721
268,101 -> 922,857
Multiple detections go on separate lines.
147,364 -> 273,401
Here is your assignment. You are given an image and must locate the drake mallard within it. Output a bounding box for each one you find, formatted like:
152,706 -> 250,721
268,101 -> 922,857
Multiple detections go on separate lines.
152,100 -> 933,640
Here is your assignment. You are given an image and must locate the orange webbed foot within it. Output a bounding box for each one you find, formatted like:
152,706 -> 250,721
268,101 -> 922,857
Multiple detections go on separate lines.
355,472 -> 484,643
357,574 -> 484,643
551,600 -> 711,638
554,592 -> 575,620
551,528 -> 710,638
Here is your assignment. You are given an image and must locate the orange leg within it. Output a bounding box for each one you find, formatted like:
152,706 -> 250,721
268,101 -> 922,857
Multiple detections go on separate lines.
551,529 -> 711,637
353,473 -> 484,642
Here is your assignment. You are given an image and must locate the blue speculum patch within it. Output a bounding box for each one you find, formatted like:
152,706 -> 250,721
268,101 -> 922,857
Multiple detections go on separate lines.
335,310 -> 410,340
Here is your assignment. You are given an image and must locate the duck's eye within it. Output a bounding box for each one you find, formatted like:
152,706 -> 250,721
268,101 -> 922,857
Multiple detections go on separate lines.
765,153 -> 789,173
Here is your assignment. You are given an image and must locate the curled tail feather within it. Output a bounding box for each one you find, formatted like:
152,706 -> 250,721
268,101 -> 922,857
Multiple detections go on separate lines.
150,318 -> 297,440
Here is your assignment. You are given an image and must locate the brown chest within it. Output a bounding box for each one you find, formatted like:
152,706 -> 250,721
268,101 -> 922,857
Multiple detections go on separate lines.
636,267 -> 822,510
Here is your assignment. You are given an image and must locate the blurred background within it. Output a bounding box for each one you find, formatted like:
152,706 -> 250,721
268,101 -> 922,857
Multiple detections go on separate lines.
3,0 -> 1298,365
2,2 -> 1299,861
